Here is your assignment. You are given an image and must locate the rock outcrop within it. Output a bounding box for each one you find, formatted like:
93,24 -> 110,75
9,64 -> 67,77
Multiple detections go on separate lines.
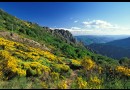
42,27 -> 78,45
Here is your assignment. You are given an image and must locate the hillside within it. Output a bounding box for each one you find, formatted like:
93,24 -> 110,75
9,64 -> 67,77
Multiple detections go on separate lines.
0,36 -> 130,89
0,9 -> 130,89
88,43 -> 130,59
88,37 -> 130,59
107,37 -> 130,49
75,35 -> 130,45
0,8 -> 89,59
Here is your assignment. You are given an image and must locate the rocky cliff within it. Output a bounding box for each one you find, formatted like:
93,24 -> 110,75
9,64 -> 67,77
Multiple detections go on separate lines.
43,27 -> 78,45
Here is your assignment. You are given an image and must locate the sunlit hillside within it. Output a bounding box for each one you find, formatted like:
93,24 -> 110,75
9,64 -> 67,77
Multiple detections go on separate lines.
0,8 -> 130,89
0,37 -> 130,89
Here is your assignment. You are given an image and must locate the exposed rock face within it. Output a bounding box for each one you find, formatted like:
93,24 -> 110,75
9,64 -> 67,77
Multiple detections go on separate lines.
42,27 -> 78,45
54,29 -> 77,43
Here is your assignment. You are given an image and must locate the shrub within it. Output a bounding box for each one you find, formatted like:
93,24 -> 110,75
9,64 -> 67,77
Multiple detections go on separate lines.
81,57 -> 95,71
40,82 -> 48,89
76,77 -> 87,89
57,80 -> 68,89
50,72 -> 60,81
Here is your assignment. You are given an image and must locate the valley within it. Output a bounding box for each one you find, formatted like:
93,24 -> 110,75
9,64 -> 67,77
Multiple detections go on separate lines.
76,35 -> 130,59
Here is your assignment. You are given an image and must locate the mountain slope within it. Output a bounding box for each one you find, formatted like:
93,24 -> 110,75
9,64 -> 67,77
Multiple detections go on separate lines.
88,43 -> 130,59
0,8 -> 117,62
0,8 -> 88,59
88,37 -> 130,59
75,35 -> 130,45
0,37 -> 129,89
0,30 -> 50,51
0,9 -> 130,89
106,37 -> 130,49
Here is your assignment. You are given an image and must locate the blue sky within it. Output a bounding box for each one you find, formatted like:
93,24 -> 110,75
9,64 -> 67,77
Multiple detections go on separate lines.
0,2 -> 130,35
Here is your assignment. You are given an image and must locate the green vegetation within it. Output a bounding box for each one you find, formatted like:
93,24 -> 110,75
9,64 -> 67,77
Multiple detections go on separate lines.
0,9 -> 88,59
0,9 -> 130,89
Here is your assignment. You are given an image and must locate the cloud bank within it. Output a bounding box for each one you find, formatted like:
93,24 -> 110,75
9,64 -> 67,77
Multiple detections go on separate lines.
82,20 -> 113,29
51,20 -> 130,36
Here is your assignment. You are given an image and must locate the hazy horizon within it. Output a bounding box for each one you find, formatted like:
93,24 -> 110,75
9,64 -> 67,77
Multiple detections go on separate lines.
74,34 -> 130,36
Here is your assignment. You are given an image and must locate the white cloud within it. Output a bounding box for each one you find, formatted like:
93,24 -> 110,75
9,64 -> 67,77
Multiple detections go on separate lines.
71,27 -> 80,30
51,27 -> 81,31
74,20 -> 78,23
52,27 -> 72,31
50,27 -> 93,36
79,20 -> 130,35
51,20 -> 130,36
82,20 -> 114,29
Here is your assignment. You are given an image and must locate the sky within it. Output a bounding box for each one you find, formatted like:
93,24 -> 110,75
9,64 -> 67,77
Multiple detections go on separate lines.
0,2 -> 130,36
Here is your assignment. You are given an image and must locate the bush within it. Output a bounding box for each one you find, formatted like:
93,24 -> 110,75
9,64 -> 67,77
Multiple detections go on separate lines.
50,72 -> 60,81
75,77 -> 87,89
57,80 -> 68,89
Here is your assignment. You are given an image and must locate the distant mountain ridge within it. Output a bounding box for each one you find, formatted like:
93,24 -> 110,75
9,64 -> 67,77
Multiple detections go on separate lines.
88,37 -> 130,59
106,37 -> 130,49
75,35 -> 130,45
88,43 -> 130,59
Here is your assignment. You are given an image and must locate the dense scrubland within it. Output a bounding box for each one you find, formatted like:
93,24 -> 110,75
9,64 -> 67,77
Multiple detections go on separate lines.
0,9 -> 130,89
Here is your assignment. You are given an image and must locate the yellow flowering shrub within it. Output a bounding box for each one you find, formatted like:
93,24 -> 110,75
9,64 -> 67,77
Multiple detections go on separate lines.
90,76 -> 101,84
23,62 -> 30,69
0,71 -> 3,79
0,38 -> 15,50
23,21 -> 30,27
12,51 -> 26,60
41,64 -> 51,73
41,82 -> 48,89
26,52 -> 40,61
52,64 -> 70,72
81,58 -> 95,70
23,62 -> 51,76
0,50 -> 26,77
115,66 -> 130,76
16,68 -> 26,77
71,59 -> 81,66
98,66 -> 103,74
56,57 -> 64,64
0,38 -> 52,78
61,64 -> 70,71
27,47 -> 59,62
42,51 -> 57,61
76,77 -> 87,89
89,76 -> 102,89
50,72 -> 60,80
58,80 -> 68,89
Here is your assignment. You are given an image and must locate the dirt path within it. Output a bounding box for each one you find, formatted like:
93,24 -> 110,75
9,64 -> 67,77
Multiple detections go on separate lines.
66,70 -> 79,89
